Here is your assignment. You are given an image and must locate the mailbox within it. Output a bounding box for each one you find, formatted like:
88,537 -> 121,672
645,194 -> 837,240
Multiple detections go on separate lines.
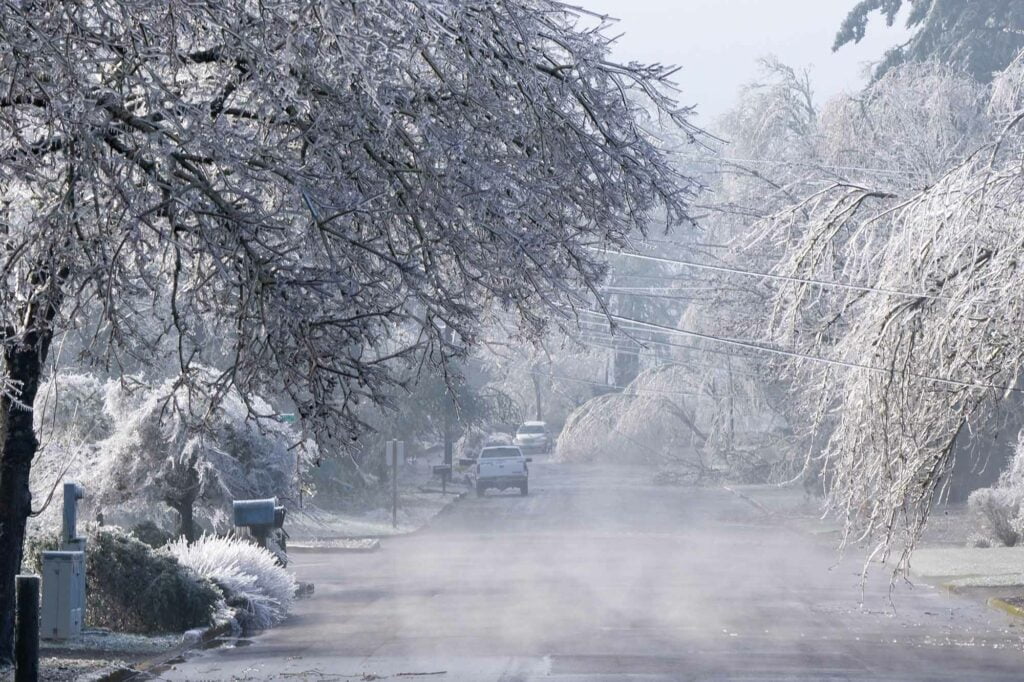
233,498 -> 278,527
233,497 -> 288,566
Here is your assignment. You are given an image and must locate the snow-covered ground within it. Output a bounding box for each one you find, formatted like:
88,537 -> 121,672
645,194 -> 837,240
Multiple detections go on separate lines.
289,487 -> 463,539
910,547 -> 1024,585
0,631 -> 182,682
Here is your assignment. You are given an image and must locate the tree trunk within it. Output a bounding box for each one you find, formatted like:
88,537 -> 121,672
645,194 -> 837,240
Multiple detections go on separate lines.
0,331 -> 52,665
174,500 -> 197,544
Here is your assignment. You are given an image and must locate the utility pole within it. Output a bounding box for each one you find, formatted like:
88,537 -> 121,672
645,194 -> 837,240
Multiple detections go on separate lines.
442,324 -> 455,485
388,440 -> 398,529
531,361 -> 544,421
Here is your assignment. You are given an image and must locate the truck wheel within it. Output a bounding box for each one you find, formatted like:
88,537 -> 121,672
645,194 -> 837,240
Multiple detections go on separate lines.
520,482 -> 528,496
476,484 -> 485,497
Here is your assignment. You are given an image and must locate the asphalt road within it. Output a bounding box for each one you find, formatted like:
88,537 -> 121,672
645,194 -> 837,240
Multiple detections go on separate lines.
156,461 -> 1024,681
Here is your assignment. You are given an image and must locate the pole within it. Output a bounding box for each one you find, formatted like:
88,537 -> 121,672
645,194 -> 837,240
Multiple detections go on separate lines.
391,439 -> 398,529
15,575 -> 39,682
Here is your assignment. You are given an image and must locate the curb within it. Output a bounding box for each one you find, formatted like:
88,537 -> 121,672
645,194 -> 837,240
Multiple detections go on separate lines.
96,611 -> 238,682
988,597 -> 1024,620
289,539 -> 382,554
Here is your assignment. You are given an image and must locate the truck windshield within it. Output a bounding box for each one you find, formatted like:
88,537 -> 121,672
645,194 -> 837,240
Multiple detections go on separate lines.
518,424 -> 545,434
480,447 -> 521,458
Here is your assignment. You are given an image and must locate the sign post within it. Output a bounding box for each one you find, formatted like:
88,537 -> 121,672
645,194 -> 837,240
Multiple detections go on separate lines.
385,440 -> 405,529
390,440 -> 397,529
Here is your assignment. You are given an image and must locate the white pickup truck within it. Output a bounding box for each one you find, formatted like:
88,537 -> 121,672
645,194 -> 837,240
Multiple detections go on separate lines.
476,445 -> 531,497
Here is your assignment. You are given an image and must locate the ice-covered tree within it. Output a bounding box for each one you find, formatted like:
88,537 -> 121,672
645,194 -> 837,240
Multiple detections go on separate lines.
763,61 -> 1023,570
28,372 -> 302,542
0,0 -> 701,658
97,374 -> 302,541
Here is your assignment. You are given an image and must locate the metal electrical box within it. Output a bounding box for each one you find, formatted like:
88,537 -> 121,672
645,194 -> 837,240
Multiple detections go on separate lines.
41,551 -> 85,640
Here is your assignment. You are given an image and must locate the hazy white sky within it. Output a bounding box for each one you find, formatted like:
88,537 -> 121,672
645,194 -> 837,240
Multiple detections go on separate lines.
578,1 -> 912,124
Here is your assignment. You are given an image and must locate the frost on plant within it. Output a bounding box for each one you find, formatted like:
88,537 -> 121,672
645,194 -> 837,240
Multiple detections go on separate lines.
968,433 -> 1024,547
168,535 -> 296,631
30,370 -> 306,539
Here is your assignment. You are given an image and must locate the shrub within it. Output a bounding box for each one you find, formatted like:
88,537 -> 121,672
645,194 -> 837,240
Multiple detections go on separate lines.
168,535 -> 295,632
131,520 -> 175,548
23,526 -> 220,633
968,431 -> 1024,547
968,487 -> 1021,546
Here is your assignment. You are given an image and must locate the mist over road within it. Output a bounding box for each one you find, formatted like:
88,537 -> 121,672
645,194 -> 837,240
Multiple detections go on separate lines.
158,462 -> 1024,680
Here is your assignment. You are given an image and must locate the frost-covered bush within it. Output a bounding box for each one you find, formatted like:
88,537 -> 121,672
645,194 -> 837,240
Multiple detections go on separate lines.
968,434 -> 1024,547
23,527 -> 220,633
131,520 -> 175,549
168,535 -> 295,631
968,488 -> 1020,547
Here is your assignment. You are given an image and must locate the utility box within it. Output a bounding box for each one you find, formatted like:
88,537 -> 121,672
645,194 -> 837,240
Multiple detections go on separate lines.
41,551 -> 84,640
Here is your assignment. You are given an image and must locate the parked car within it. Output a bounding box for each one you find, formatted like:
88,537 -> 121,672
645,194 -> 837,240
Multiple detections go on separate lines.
513,421 -> 552,454
476,445 -> 531,496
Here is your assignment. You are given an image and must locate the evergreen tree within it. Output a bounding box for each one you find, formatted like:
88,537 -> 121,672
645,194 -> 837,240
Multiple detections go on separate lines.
835,0 -> 1024,81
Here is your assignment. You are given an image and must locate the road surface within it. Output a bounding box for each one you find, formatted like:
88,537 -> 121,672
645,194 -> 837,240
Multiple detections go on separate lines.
155,462 -> 1024,680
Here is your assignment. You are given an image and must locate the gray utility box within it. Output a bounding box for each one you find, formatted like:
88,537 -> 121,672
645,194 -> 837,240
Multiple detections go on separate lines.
41,551 -> 85,640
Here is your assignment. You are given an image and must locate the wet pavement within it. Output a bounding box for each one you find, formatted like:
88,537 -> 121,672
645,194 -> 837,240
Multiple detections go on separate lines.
154,462 -> 1024,680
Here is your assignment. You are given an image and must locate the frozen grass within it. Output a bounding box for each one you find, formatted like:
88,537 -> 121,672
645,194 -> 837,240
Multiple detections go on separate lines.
168,535 -> 295,631
910,546 -> 1024,580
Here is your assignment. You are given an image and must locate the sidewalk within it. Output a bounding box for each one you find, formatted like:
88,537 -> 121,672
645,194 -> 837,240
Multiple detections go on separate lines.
729,483 -> 1024,623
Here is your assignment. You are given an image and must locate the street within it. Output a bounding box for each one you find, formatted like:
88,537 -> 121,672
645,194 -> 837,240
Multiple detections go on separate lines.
156,462 -> 1024,681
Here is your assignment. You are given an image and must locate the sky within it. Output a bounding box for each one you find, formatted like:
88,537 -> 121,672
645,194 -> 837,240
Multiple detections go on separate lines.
577,0 -> 912,125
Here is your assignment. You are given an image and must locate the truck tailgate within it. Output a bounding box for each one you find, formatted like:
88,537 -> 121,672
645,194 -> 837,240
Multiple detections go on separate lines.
479,458 -> 525,477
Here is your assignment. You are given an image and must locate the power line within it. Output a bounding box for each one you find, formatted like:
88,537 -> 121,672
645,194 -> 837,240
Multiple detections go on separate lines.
681,154 -> 919,178
574,321 -> 753,360
575,309 -> 1024,395
535,371 -> 699,397
511,367 -> 706,399
569,335 -> 764,378
593,247 -> 954,301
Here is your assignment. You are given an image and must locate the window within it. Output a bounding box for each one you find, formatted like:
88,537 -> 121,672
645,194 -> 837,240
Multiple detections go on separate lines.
480,447 -> 522,459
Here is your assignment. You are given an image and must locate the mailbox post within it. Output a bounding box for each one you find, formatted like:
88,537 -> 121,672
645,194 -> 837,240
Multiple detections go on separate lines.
61,483 -> 84,550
